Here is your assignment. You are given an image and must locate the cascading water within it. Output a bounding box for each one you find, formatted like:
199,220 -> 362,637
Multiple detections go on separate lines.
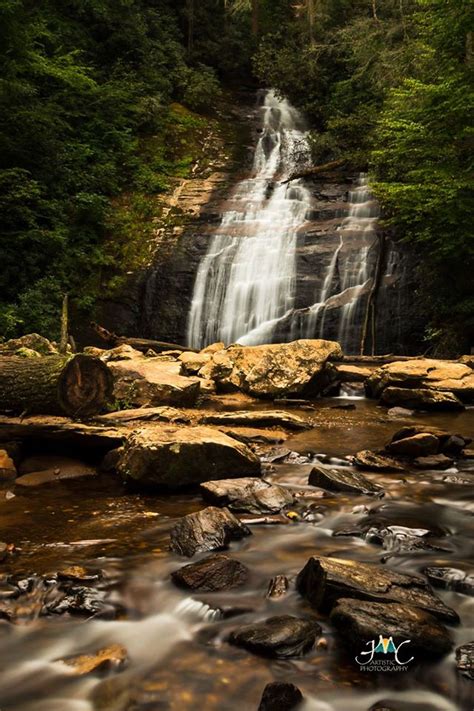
304,173 -> 379,352
187,90 -> 312,349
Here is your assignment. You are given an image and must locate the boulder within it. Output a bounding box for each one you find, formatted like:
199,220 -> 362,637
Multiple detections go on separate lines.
423,567 -> 474,596
198,339 -> 342,398
308,464 -> 384,496
385,433 -> 439,458
333,363 -> 373,382
178,351 -> 212,375
296,556 -> 458,622
169,506 -> 251,557
228,615 -> 321,658
330,598 -> 452,658
0,333 -> 57,355
413,454 -> 454,470
108,358 -> 201,407
199,410 -> 309,431
0,450 -> 16,481
201,477 -> 293,514
198,378 -> 216,395
353,450 -> 405,472
258,682 -> 303,711
389,426 -> 471,454
100,344 -> 143,362
57,644 -> 127,675
455,642 -> 474,680
117,425 -> 260,489
171,554 -> 248,591
380,387 -> 464,411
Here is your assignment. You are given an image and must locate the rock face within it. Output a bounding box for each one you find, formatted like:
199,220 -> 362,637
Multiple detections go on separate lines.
380,387 -> 464,411
199,410 -> 310,430
258,682 -> 303,711
330,598 -> 452,658
117,425 -> 260,489
308,464 -> 384,496
108,358 -> 201,407
171,554 -> 248,591
198,340 -> 342,398
169,506 -> 251,557
296,556 -> 458,623
201,477 -> 293,514
229,615 -> 321,658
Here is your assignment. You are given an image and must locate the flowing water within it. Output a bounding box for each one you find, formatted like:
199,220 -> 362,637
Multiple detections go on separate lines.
0,397 -> 473,711
187,90 -> 312,349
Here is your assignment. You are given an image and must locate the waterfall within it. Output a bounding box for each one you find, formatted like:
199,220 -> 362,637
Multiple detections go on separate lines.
187,90 -> 312,349
304,173 -> 379,352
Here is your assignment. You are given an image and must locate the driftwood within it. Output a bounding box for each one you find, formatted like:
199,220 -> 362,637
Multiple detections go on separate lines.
281,159 -> 347,185
90,322 -> 197,354
0,355 -> 112,418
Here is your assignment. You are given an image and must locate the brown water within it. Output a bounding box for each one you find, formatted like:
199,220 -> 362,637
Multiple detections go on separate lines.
0,397 -> 473,711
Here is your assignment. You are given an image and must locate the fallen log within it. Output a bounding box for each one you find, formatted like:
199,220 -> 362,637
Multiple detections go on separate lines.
90,322 -> 197,353
280,159 -> 347,185
0,355 -> 113,418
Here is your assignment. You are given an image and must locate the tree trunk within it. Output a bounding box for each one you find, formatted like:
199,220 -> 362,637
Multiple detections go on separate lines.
59,293 -> 69,355
307,0 -> 315,47
251,0 -> 259,36
187,0 -> 194,53
0,355 -> 113,418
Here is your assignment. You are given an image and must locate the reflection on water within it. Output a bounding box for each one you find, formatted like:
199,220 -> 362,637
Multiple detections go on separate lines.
0,398 -> 473,710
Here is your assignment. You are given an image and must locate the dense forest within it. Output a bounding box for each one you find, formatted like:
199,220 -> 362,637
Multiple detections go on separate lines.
0,0 -> 472,352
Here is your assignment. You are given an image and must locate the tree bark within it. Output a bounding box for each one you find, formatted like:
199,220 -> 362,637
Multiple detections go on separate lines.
59,294 -> 69,354
251,0 -> 259,36
281,158 -> 347,184
0,355 -> 113,418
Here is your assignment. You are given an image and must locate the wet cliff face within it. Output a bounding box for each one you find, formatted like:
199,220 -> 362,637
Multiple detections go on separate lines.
139,169 -> 422,354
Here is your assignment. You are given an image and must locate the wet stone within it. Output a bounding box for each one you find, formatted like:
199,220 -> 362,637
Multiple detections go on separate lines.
266,575 -> 290,599
171,554 -> 248,592
455,641 -> 474,680
364,525 -> 449,554
169,506 -> 251,557
423,567 -> 474,596
353,450 -> 404,472
308,464 -> 384,496
58,644 -> 128,676
57,566 -> 103,584
229,614 -> 321,658
296,556 -> 459,623
200,477 -> 294,514
413,454 -> 454,470
258,682 -> 303,711
385,433 -> 439,458
46,586 -> 117,619
330,598 -> 452,658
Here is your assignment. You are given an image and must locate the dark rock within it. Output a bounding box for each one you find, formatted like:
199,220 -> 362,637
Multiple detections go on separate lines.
413,454 -> 453,470
171,554 -> 248,591
200,478 -> 293,514
169,506 -> 251,557
423,567 -> 474,596
442,434 -> 470,456
380,387 -> 464,411
364,525 -> 449,554
385,433 -> 439,458
258,682 -> 303,711
353,450 -> 404,472
370,701 -> 445,711
308,464 -> 384,496
296,556 -> 459,623
266,575 -> 290,599
46,586 -> 117,619
331,598 -> 452,658
455,641 -> 474,680
229,615 -> 321,658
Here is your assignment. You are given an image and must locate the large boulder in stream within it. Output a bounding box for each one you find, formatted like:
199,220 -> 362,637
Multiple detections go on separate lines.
171,554 -> 248,591
229,615 -> 321,658
117,425 -> 260,489
200,477 -> 294,513
108,357 -> 201,407
258,682 -> 303,711
308,464 -> 384,496
330,598 -> 452,658
296,556 -> 459,623
198,339 -> 343,398
380,387 -> 464,411
169,506 -> 251,557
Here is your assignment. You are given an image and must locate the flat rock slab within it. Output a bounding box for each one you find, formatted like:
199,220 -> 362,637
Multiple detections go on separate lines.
258,682 -> 303,711
200,477 -> 294,514
455,642 -> 474,680
413,454 -> 454,470
108,358 -> 201,407
171,554 -> 248,591
353,450 -> 405,472
94,407 -> 189,425
380,387 -> 464,411
199,339 -> 342,398
218,427 -> 288,445
200,410 -> 310,430
229,614 -> 321,658
296,556 -> 458,623
308,464 -> 384,496
169,506 -> 251,557
423,567 -> 474,596
330,598 -> 452,658
118,425 -> 260,489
